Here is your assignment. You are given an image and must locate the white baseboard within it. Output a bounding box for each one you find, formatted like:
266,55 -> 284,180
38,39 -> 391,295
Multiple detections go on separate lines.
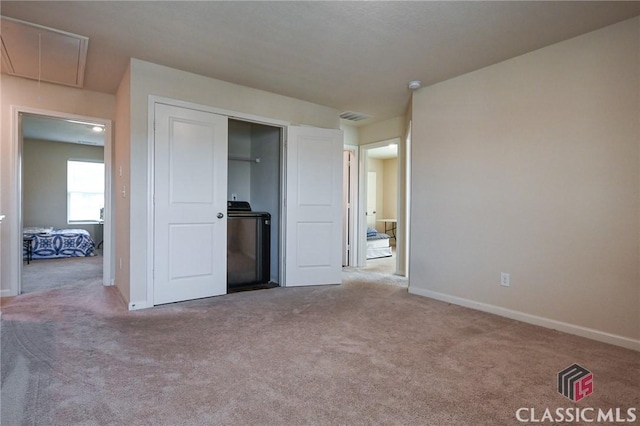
408,287 -> 640,352
128,300 -> 149,310
0,288 -> 16,298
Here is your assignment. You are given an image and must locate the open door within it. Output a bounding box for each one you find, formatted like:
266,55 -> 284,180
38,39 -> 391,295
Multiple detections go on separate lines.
153,103 -> 228,304
285,126 -> 343,286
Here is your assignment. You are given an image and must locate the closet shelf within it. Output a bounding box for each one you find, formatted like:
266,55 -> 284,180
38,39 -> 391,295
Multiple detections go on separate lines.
229,156 -> 261,163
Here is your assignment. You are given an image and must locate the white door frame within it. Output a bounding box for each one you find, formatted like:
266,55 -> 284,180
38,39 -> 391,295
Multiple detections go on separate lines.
343,144 -> 359,267
146,96 -> 289,306
358,138 -> 404,273
11,105 -> 114,295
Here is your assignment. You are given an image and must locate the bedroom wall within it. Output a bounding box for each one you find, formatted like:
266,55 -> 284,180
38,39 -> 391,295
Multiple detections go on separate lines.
123,58 -> 341,307
409,17 -> 640,348
22,138 -> 104,242
0,75 -> 115,296
382,158 -> 398,223
367,158 -> 385,233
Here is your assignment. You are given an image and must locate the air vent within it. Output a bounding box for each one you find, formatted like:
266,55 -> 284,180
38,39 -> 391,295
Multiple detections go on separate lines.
339,111 -> 371,122
1,16 -> 88,88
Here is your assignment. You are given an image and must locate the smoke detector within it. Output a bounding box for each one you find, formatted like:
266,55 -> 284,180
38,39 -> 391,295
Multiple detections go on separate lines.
408,80 -> 422,90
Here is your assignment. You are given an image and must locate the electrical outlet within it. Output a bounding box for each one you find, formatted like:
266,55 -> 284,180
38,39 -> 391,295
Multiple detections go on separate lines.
501,272 -> 510,287
231,193 -> 238,201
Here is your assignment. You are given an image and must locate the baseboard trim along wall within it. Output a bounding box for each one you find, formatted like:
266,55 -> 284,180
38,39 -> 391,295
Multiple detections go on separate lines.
408,287 -> 640,352
128,300 -> 149,311
0,289 -> 14,298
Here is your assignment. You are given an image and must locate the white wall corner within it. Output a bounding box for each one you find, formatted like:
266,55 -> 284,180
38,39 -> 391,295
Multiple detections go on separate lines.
408,287 -> 640,352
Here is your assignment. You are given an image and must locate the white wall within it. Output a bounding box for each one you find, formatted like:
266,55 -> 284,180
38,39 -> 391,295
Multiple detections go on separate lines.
0,75 -> 115,296
23,139 -> 104,242
228,120 -> 253,202
122,59 -> 341,306
410,17 -> 640,348
367,158 -> 385,233
114,64 -> 131,301
359,116 -> 405,146
250,124 -> 282,283
382,158 -> 398,221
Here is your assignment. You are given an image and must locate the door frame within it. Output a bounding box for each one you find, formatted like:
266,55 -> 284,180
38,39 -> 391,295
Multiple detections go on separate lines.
358,138 -> 404,273
146,96 -> 289,306
11,105 -> 114,294
343,144 -> 359,267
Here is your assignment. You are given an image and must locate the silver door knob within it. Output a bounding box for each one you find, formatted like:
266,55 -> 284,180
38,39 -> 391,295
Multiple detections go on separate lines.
217,212 -> 224,219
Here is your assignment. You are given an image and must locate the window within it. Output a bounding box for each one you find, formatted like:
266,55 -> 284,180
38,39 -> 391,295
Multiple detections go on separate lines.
67,160 -> 104,223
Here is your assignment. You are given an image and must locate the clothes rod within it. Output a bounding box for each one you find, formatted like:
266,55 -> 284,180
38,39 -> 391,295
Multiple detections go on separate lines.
229,156 -> 261,163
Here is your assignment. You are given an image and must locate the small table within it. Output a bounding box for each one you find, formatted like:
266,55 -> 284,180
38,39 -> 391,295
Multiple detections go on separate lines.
377,219 -> 397,240
23,236 -> 34,264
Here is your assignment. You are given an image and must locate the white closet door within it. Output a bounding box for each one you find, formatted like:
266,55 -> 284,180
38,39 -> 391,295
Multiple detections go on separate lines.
153,103 -> 228,305
285,126 -> 343,287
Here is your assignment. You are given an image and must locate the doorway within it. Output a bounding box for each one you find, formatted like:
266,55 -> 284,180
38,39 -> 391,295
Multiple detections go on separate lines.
358,138 -> 407,277
16,110 -> 112,295
227,118 -> 282,292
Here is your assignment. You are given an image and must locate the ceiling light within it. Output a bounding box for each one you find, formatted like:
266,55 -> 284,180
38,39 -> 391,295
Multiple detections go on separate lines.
408,80 -> 422,90
65,119 -> 104,127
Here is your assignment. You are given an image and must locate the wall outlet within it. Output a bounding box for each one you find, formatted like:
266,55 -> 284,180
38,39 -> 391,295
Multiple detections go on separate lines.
231,193 -> 238,201
501,272 -> 510,287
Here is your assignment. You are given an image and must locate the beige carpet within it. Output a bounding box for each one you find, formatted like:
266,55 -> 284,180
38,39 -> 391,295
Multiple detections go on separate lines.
20,253 -> 103,294
1,267 -> 638,425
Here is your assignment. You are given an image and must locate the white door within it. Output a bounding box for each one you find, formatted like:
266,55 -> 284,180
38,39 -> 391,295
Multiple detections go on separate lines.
153,103 -> 228,305
286,126 -> 343,286
366,171 -> 377,228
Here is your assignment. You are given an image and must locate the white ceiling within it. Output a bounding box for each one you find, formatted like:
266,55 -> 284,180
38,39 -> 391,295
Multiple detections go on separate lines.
22,114 -> 105,146
2,1 -> 639,126
368,144 -> 398,160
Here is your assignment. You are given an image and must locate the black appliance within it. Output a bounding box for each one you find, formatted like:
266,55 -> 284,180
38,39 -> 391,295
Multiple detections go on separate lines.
227,201 -> 271,290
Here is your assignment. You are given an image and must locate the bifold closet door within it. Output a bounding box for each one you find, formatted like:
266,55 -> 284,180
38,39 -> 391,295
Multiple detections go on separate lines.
285,126 -> 343,287
153,103 -> 228,305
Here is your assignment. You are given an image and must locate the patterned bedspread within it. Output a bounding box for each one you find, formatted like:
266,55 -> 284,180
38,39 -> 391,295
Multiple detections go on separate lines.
23,229 -> 95,259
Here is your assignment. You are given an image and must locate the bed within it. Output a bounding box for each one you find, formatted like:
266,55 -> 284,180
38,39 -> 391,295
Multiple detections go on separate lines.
23,228 -> 96,260
366,227 -> 392,259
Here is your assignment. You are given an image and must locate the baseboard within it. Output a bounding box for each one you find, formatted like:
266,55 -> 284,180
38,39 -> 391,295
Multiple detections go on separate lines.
408,287 -> 640,352
0,288 -> 15,298
128,300 -> 149,310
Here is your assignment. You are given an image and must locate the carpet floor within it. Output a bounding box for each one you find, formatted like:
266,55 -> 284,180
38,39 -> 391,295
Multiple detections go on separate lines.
1,266 -> 638,425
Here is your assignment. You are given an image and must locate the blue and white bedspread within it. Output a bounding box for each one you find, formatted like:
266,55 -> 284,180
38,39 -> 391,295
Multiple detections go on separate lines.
23,229 -> 95,259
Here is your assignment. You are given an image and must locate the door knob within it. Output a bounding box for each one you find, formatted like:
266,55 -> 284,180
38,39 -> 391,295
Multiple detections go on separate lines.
217,212 -> 224,219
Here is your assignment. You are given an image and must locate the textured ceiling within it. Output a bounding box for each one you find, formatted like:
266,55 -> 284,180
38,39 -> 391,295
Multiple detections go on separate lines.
22,114 -> 105,146
2,1 -> 639,125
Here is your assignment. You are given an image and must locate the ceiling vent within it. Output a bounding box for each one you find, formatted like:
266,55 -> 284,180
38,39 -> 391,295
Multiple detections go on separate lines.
1,16 -> 88,88
339,111 -> 371,122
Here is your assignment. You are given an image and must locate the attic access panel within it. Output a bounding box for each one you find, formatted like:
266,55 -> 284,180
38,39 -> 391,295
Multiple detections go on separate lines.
1,16 -> 88,88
